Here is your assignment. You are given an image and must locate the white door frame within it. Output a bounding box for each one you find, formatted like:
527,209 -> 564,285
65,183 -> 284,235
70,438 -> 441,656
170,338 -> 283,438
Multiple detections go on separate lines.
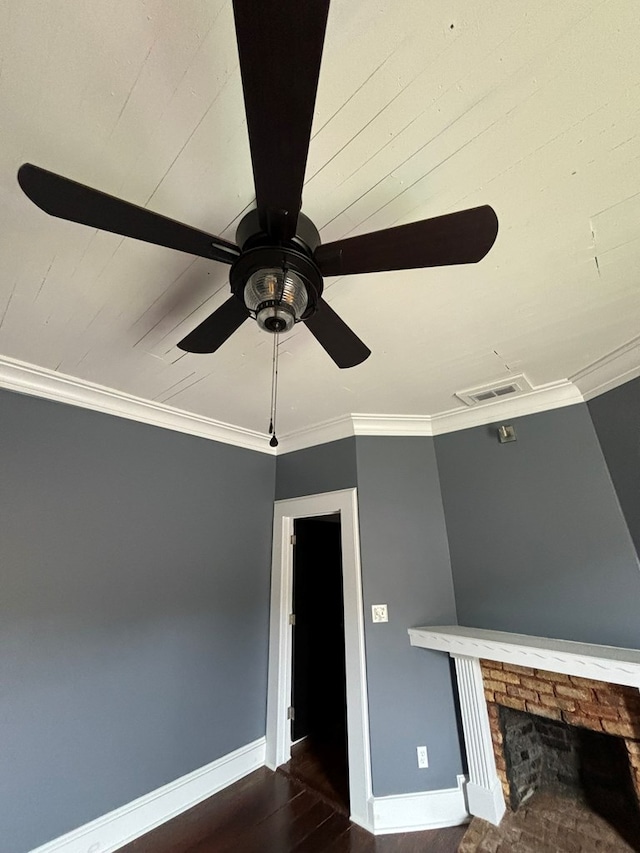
265,488 -> 372,828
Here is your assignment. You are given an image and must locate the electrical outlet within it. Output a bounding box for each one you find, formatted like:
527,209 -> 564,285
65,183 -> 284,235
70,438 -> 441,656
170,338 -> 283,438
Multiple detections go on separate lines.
417,745 -> 429,768
371,604 -> 388,623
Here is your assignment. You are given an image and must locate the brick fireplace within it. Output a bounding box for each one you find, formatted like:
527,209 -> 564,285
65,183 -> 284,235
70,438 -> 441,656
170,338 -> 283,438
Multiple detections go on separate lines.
481,660 -> 640,809
408,625 -> 640,826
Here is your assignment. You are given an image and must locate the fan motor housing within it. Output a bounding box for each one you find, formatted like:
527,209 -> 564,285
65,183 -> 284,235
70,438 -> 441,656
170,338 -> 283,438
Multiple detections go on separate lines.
230,210 -> 324,327
235,209 -> 321,255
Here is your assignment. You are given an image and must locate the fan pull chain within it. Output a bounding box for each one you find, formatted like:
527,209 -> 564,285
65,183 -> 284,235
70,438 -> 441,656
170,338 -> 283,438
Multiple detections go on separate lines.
268,331 -> 280,448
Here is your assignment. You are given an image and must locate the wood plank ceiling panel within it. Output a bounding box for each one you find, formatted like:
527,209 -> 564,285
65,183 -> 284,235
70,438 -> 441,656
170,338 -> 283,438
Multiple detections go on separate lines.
0,0 -> 639,433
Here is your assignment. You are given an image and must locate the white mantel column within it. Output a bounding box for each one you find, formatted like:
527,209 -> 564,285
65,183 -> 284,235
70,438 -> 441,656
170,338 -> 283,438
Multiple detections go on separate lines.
453,654 -> 506,825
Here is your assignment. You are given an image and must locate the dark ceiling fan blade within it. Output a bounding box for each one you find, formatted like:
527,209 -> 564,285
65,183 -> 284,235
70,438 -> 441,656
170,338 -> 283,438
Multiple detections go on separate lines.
305,298 -> 370,368
232,0 -> 330,240
177,297 -> 250,353
315,205 -> 499,276
18,164 -> 240,265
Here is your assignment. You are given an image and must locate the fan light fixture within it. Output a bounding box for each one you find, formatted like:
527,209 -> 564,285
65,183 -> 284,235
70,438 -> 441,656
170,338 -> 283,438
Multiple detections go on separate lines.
244,268 -> 308,334
16,0 -> 499,375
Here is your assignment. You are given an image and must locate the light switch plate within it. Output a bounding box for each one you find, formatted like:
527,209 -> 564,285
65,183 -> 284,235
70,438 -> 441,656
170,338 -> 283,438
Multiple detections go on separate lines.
372,604 -> 388,623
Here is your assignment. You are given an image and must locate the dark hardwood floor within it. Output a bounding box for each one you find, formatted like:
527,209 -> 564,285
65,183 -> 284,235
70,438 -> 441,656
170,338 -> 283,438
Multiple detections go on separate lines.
278,735 -> 350,814
116,766 -> 467,853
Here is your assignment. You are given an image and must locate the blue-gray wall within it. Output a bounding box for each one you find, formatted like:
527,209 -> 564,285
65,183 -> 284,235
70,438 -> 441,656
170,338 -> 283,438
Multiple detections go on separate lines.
275,437 -> 357,499
355,437 -> 463,796
435,403 -> 640,647
276,436 -> 463,797
0,389 -> 275,853
9,374 -> 640,851
588,376 -> 640,560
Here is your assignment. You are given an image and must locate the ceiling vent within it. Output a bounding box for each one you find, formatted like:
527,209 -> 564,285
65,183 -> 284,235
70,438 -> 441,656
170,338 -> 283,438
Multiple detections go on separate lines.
456,375 -> 533,407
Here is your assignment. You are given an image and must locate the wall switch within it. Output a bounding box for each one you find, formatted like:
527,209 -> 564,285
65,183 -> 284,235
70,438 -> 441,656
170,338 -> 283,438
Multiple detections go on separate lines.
371,604 -> 388,623
417,745 -> 429,768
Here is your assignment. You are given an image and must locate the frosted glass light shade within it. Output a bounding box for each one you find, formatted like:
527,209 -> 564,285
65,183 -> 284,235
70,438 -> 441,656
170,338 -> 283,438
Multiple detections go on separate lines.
244,268 -> 308,333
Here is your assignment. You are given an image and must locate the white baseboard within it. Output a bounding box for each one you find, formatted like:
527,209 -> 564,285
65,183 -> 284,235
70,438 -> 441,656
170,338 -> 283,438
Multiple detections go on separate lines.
360,775 -> 469,835
29,737 -> 266,853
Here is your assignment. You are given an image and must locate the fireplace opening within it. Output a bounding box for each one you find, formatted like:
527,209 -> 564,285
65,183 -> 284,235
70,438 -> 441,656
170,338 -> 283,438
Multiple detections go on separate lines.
500,705 -> 640,847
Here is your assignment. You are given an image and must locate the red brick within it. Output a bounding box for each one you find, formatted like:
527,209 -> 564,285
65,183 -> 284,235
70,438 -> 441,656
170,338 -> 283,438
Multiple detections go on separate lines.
496,693 -> 526,711
487,702 -> 499,719
484,678 -> 507,693
625,739 -> 640,756
483,667 -> 504,682
612,683 -> 640,698
602,719 -> 640,738
563,711 -> 603,731
554,684 -> 594,701
520,675 -> 554,694
502,663 -> 534,676
534,669 -> 571,683
576,701 -> 620,721
618,699 -> 640,718
506,684 -> 538,701
538,693 -> 576,712
569,675 -> 601,689
484,689 -> 496,703
489,669 -> 521,685
525,701 -> 561,720
481,659 -> 502,670
594,689 -> 629,706
490,717 -> 502,732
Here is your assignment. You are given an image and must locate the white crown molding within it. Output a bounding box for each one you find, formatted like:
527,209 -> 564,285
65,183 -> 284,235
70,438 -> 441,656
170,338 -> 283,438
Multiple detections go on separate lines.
274,413 -> 435,453
3,337 -> 639,455
351,413 -> 434,436
362,776 -> 469,835
351,379 -> 582,440
276,380 -> 583,452
273,413 -> 355,454
428,378 -> 583,436
29,737 -> 266,853
0,355 -> 274,455
277,342 -> 640,450
571,334 -> 640,401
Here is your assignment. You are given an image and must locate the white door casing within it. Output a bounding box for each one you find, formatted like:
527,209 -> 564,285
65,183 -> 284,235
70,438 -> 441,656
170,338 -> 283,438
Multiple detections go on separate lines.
265,488 -> 372,828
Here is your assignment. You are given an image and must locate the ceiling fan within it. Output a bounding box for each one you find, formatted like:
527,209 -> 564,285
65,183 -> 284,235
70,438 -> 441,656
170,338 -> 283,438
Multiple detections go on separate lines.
17,0 -> 498,369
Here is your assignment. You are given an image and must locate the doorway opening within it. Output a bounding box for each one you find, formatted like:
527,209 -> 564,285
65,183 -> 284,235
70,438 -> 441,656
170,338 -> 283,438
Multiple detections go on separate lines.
265,488 -> 372,830
281,514 -> 349,812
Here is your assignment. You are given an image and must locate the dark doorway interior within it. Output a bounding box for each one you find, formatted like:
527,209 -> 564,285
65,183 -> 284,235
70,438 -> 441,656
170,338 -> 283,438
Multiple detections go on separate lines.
283,514 -> 349,812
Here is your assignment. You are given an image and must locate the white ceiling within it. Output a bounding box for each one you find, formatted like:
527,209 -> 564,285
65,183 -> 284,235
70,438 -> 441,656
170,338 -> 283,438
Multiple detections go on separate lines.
1,0 -> 639,437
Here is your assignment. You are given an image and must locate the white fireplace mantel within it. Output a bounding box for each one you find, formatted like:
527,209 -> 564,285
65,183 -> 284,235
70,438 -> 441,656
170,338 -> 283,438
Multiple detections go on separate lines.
409,625 -> 640,825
